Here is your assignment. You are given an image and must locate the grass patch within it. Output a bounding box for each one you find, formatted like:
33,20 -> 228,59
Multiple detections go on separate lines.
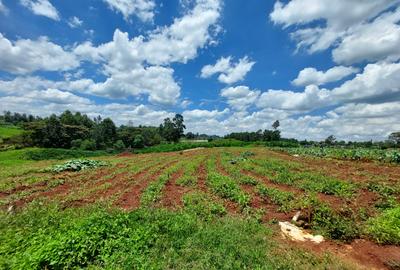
24,148 -> 109,160
0,125 -> 22,139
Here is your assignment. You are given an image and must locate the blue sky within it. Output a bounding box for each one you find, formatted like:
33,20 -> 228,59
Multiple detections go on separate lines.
0,0 -> 400,141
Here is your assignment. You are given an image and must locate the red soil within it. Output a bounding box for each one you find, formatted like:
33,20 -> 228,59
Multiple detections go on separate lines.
117,151 -> 134,157
268,150 -> 400,185
197,160 -> 239,214
115,160 -> 178,210
159,169 -> 187,209
285,236 -> 400,270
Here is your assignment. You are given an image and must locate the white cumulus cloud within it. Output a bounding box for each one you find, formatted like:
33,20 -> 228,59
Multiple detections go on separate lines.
20,0 -> 60,20
103,0 -> 155,22
292,66 -> 358,86
0,34 -> 79,74
201,56 -> 255,84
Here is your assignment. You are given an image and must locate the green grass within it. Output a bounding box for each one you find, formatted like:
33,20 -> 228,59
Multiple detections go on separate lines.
0,202 -> 352,270
0,125 -> 22,139
23,148 -> 110,160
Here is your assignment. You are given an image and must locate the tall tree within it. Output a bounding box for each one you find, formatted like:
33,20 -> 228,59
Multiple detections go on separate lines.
272,120 -> 280,130
160,114 -> 186,142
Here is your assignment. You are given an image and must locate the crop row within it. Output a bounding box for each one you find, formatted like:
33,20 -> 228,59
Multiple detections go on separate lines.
205,156 -> 250,209
241,156 -> 356,198
275,147 -> 400,163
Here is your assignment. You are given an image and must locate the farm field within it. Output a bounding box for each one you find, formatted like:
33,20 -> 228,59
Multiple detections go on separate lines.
1,147 -> 400,269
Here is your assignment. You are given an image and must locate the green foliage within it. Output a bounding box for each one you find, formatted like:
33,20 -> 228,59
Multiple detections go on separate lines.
183,191 -> 226,220
0,125 -> 23,139
276,147 -> 400,163
92,118 -> 117,148
113,139 -> 126,151
51,159 -> 107,172
136,139 -> 248,154
366,206 -> 400,245
0,203 -> 349,269
207,172 -> 250,209
159,114 -> 186,143
24,148 -> 108,160
250,157 -> 355,198
256,184 -> 294,212
141,164 -> 181,206
367,182 -> 400,210
312,204 -> 360,242
133,134 -> 145,148
80,139 -> 97,151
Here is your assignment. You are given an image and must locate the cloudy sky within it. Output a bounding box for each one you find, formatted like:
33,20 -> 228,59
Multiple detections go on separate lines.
1,0 -> 400,141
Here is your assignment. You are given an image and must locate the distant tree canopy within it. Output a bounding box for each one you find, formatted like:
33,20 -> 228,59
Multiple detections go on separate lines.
272,120 -> 280,130
3,111 -> 398,151
224,120 -> 281,142
1,111 -> 42,125
1,110 -> 190,150
159,114 -> 186,143
389,132 -> 400,144
325,135 -> 336,145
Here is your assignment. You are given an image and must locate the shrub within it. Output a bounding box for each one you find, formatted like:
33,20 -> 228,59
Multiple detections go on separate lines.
80,139 -> 97,151
366,207 -> 400,245
71,139 -> 82,149
113,140 -> 126,151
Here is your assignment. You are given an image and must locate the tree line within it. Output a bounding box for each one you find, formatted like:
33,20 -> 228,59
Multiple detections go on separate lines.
224,120 -> 281,142
1,111 -> 186,150
1,111 -> 399,150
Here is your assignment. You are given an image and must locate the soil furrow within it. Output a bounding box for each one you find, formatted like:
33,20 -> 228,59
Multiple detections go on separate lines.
159,169 -> 187,209
115,160 -> 179,210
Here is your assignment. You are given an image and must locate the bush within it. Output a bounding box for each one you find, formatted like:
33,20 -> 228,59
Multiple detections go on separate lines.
366,207 -> 400,245
71,139 -> 82,149
113,140 -> 126,151
312,204 -> 360,242
80,139 -> 97,151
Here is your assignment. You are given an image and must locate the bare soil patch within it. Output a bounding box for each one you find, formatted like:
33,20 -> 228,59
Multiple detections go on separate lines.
159,169 -> 187,209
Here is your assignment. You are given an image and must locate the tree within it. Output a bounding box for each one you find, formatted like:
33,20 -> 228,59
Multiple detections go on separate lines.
389,132 -> 400,144
92,118 -> 117,148
133,135 -> 145,148
42,115 -> 67,148
325,135 -> 336,145
186,132 -> 195,139
272,120 -> 280,130
60,110 -> 77,125
160,114 -> 186,142
173,114 -> 186,138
